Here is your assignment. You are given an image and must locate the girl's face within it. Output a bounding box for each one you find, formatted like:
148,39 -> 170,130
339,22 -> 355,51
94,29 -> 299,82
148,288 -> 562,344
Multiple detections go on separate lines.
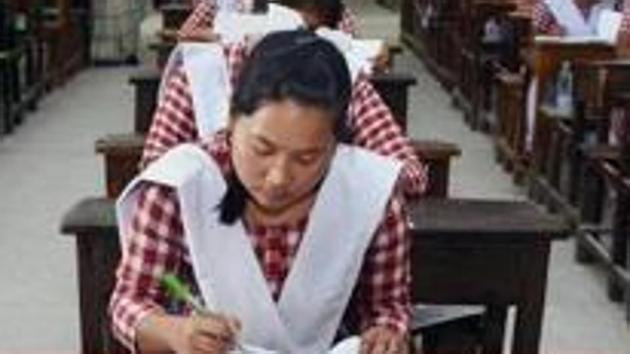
230,99 -> 336,213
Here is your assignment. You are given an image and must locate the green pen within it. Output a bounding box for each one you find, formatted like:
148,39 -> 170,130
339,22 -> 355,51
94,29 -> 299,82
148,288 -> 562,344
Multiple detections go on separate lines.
161,273 -> 210,315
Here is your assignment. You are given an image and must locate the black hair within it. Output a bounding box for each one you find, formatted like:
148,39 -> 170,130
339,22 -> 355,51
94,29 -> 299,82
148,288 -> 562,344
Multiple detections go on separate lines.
219,29 -> 353,224
278,0 -> 344,28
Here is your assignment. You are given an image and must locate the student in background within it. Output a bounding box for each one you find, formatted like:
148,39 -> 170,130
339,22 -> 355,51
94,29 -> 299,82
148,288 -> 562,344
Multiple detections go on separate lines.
532,0 -> 614,35
177,0 -> 359,42
146,1 -> 428,200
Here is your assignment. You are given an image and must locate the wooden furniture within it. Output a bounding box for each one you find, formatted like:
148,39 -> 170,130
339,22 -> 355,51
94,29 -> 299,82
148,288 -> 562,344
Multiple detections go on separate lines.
411,198 -> 569,354
39,0 -> 90,87
490,4 -> 532,180
456,0 -> 516,131
160,2 -> 190,30
527,39 -> 615,215
494,70 -> 527,180
60,197 -> 568,354
60,198 -> 126,354
0,0 -> 45,134
575,87 -> 630,307
401,0 -> 461,90
0,0 -> 10,135
12,0 -> 47,111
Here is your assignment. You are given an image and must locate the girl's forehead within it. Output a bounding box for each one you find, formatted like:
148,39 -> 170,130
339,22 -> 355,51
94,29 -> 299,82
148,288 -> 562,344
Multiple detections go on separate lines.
237,101 -> 335,147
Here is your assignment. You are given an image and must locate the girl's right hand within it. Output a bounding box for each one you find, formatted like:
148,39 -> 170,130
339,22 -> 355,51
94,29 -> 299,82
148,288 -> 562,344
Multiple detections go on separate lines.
171,313 -> 242,354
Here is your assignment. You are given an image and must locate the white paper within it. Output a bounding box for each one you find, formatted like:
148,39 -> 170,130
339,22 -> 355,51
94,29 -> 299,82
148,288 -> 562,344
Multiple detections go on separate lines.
214,3 -> 304,43
597,9 -> 622,44
534,35 -> 608,44
329,336 -> 361,354
316,28 -> 384,80
231,336 -> 360,354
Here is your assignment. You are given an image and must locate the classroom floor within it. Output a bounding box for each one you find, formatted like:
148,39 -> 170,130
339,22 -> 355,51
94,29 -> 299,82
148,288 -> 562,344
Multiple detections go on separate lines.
0,1 -> 628,353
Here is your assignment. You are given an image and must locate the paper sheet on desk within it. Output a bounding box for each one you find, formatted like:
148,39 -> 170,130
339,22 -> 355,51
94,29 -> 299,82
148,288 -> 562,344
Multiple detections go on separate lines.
329,336 -> 361,354
534,35 -> 610,44
214,3 -> 304,43
228,336 -> 360,354
597,10 -> 622,44
315,28 -> 384,80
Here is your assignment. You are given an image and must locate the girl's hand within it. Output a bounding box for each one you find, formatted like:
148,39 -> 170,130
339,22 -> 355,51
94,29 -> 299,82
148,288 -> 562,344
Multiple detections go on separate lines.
171,313 -> 241,354
360,325 -> 408,354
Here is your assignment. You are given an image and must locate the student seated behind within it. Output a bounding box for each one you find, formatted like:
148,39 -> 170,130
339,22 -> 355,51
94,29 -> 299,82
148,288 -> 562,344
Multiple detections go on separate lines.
533,0 -> 614,36
147,3 -> 426,200
110,30 -> 410,354
178,0 -> 359,42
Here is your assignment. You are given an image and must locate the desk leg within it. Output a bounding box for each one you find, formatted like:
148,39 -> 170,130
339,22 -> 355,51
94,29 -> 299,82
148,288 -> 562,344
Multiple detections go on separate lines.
75,233 -> 127,354
481,305 -> 507,354
512,241 -> 550,354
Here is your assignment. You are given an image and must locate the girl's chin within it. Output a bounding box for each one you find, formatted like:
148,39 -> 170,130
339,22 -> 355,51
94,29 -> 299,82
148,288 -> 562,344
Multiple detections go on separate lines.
251,194 -> 292,213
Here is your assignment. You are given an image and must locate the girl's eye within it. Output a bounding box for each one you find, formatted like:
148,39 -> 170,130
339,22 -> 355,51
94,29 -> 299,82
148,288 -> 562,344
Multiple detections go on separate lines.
252,143 -> 274,156
295,153 -> 320,165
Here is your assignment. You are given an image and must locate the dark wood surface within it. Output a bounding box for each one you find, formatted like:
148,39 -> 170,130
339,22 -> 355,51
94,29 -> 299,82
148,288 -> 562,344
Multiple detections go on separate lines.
410,197 -> 568,239
60,198 -> 126,354
411,198 -> 569,354
61,196 -> 569,354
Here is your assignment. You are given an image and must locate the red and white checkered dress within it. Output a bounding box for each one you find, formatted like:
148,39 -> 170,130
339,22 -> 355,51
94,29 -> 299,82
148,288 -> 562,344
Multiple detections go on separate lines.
532,0 -> 564,34
109,132 -> 411,349
179,0 -> 359,38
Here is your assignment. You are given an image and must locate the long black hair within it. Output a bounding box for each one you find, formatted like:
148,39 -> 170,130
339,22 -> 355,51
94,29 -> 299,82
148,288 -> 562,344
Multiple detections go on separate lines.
219,29 -> 353,224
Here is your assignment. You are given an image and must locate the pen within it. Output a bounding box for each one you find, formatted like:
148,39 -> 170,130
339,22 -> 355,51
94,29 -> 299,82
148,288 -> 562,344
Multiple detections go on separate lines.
161,273 -> 247,352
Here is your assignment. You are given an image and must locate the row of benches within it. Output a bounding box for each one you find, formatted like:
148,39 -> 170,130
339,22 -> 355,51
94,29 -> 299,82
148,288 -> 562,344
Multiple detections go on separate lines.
0,0 -> 90,137
401,0 -> 630,322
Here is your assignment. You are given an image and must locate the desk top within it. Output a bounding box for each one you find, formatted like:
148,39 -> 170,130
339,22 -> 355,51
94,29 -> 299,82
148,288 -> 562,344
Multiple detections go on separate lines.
409,198 -> 570,241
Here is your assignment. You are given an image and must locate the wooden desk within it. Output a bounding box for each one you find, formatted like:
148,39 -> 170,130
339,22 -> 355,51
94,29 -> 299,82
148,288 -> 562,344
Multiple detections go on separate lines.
160,3 -> 190,30
411,198 -> 569,354
400,0 -> 461,90
96,133 -> 460,199
61,197 -> 568,354
575,91 -> 630,309
528,39 -> 615,213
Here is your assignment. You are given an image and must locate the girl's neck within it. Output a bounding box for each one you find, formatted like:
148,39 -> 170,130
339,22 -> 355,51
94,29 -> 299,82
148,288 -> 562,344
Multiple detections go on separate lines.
244,193 -> 315,228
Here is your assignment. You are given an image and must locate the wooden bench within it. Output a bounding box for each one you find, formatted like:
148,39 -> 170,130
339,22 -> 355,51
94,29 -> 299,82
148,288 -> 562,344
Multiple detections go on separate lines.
494,70 -> 527,180
456,0 -> 517,131
400,0 -> 461,90
575,90 -> 630,310
526,39 -> 615,218
60,197 -> 568,354
0,0 -> 48,134
39,0 -> 90,87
